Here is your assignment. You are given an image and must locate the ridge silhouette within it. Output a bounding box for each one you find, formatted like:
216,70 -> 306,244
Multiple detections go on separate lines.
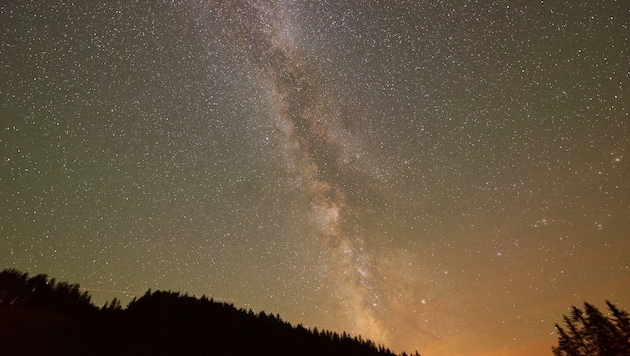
0,268 -> 421,356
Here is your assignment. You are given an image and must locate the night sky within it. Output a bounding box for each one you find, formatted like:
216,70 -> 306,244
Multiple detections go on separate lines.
1,1 -> 629,355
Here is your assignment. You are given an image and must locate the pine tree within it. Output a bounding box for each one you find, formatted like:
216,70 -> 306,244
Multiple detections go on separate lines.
553,301 -> 630,356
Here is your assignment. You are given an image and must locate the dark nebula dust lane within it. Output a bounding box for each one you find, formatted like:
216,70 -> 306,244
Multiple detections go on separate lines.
2,1 -> 629,355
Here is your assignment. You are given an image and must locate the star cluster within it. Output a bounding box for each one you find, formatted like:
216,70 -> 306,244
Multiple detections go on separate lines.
1,1 -> 628,355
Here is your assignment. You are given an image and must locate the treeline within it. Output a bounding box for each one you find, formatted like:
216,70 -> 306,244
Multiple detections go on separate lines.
553,301 -> 630,356
0,268 -> 95,316
0,268 -> 418,356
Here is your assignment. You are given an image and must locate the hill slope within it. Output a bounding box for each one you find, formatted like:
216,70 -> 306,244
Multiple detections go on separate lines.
0,268 -> 412,356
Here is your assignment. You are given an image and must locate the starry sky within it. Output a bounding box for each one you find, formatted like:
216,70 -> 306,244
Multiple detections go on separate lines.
1,1 -> 629,355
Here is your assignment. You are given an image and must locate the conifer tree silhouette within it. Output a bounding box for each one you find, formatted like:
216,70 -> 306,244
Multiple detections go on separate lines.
553,301 -> 630,356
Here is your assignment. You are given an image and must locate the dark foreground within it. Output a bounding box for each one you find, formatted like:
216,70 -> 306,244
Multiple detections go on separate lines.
0,268 -> 410,356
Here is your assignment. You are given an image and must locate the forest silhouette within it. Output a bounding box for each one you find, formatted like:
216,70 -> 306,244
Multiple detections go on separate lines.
553,301 -> 630,356
0,268 -> 420,356
3,268 -> 628,355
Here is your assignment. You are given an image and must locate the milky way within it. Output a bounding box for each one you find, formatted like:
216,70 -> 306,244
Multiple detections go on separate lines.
222,0 -> 413,344
2,1 -> 629,355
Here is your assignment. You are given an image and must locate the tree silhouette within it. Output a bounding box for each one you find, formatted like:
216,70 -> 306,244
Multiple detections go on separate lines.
1,268 -> 423,356
553,301 -> 630,356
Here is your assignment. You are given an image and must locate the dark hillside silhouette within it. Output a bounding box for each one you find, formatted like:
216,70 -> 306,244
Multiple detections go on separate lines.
0,268 -> 416,356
